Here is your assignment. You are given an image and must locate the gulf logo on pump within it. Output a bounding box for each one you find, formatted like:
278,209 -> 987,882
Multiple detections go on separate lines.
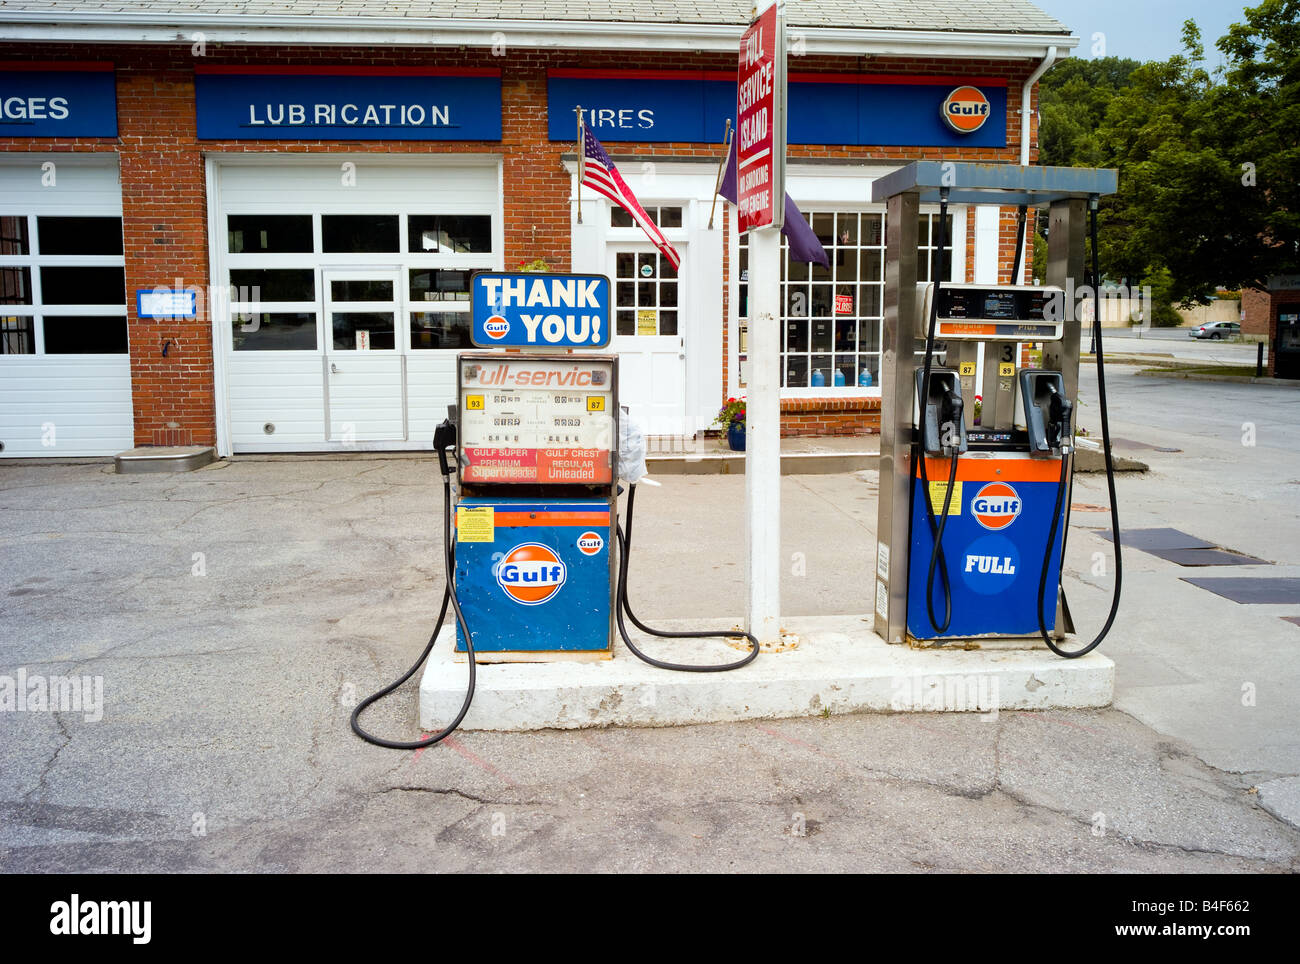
942,86 -> 991,133
576,531 -> 604,555
971,482 -> 1022,530
496,543 -> 567,605
483,315 -> 510,340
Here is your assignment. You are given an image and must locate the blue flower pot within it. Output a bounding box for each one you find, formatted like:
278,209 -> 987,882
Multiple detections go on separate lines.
726,421 -> 746,451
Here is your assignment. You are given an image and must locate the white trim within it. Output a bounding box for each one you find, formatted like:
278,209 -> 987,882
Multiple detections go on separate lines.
0,12 -> 1077,58
205,155 -> 233,458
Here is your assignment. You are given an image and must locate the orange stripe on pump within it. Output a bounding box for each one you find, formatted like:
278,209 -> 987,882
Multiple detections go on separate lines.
488,512 -> 610,527
918,457 -> 1064,483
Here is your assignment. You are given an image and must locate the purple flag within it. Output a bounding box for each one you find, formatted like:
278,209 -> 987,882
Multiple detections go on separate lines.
718,135 -> 830,268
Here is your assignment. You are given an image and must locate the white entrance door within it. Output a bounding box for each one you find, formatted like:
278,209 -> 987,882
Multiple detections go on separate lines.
323,269 -> 405,442
609,245 -> 687,437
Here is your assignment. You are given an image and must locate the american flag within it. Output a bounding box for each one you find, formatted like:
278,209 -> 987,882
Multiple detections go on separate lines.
581,124 -> 681,271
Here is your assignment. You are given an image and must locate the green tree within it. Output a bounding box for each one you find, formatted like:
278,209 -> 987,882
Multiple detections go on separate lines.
1038,56 -> 1141,168
1097,3 -> 1299,303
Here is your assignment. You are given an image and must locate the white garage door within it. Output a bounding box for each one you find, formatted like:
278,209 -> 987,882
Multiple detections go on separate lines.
0,156 -> 131,458
210,157 -> 502,455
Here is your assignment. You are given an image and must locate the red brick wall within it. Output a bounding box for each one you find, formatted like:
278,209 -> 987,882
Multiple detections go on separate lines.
781,397 -> 881,436
1242,287 -> 1270,337
1,42 -> 1041,445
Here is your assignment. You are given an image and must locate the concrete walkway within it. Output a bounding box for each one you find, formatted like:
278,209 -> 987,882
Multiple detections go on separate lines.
1,434 -> 1297,870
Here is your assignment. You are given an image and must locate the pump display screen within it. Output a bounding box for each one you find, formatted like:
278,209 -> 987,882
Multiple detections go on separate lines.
459,356 -> 615,484
938,287 -> 1053,321
926,285 -> 1064,341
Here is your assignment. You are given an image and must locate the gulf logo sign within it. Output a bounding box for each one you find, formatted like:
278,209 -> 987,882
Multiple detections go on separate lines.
483,315 -> 511,340
942,86 -> 991,134
496,543 -> 567,605
971,482 -> 1022,530
576,531 -> 604,555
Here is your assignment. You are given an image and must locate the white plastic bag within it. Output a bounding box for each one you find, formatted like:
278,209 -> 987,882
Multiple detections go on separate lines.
618,409 -> 649,484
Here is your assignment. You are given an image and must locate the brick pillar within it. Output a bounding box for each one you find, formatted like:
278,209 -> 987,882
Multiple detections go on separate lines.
502,59 -> 570,271
118,62 -> 214,448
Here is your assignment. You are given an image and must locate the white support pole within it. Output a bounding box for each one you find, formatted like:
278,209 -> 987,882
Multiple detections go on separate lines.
746,225 -> 782,644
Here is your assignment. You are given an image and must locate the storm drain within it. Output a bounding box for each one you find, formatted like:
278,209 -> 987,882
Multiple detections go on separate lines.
1180,578 -> 1300,606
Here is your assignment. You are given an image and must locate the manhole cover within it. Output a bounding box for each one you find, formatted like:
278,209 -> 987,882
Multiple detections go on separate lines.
1099,527 -> 1215,551
1150,548 -> 1266,567
1181,578 -> 1300,605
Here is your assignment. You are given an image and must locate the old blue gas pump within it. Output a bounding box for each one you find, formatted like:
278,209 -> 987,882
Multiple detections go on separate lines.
351,270 -> 758,749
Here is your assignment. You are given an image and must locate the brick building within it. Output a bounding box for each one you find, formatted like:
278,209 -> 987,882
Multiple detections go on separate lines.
0,0 -> 1074,458
1243,278 -> 1300,379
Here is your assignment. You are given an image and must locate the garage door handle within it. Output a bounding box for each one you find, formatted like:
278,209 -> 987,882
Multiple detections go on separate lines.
330,363 -> 340,374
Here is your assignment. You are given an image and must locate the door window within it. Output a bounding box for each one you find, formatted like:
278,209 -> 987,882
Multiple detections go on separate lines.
615,250 -> 678,336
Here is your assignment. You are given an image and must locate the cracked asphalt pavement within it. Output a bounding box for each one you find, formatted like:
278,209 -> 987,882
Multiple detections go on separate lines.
1,370 -> 1298,872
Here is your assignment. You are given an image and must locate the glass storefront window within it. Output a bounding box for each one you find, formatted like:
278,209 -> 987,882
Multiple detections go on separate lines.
227,214 -> 312,254
0,217 -> 127,356
43,315 -> 129,354
231,312 -> 317,352
40,266 -> 127,306
322,215 -> 399,253
410,310 -> 472,350
408,215 -> 492,253
739,209 -> 953,389
38,217 -> 124,256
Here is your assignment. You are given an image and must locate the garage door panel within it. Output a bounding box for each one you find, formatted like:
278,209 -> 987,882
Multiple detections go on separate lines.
228,355 -> 326,445
0,157 -> 131,458
405,353 -> 457,444
0,357 -> 132,457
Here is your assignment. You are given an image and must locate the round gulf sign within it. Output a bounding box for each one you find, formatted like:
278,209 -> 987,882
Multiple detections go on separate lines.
942,86 -> 991,134
971,482 -> 1022,531
484,315 -> 511,340
576,531 -> 604,556
496,543 -> 567,605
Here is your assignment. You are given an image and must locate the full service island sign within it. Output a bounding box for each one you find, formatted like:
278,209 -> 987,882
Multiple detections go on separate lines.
736,4 -> 785,233
471,272 -> 612,349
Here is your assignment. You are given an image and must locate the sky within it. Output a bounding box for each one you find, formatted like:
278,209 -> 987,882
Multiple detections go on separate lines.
1033,0 -> 1251,67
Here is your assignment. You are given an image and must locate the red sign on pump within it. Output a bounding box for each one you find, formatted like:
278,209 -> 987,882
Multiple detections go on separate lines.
736,3 -> 785,234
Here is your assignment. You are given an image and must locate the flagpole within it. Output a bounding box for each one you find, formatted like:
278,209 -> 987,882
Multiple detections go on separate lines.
575,105 -> 584,225
708,119 -> 732,231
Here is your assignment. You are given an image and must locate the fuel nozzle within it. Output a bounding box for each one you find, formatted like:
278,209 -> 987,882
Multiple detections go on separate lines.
940,386 -> 965,457
1046,384 -> 1073,452
915,368 -> 967,457
1019,371 -> 1073,456
433,418 -> 457,478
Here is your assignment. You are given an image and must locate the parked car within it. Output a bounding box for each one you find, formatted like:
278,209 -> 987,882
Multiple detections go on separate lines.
1190,321 -> 1241,339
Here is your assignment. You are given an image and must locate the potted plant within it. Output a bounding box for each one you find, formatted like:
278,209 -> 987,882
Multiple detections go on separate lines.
714,397 -> 747,451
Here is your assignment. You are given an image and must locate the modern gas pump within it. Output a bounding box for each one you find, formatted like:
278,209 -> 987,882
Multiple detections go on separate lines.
872,162 -> 1122,658
352,270 -> 757,750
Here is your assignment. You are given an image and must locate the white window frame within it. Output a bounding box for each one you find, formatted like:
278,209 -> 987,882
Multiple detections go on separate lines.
726,164 -> 969,400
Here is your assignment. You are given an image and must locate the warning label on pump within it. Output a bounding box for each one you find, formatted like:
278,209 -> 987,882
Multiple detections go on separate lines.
456,506 -> 495,542
927,480 -> 963,515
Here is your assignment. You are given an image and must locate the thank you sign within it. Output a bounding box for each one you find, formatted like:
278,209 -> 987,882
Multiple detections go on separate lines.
471,273 -> 612,349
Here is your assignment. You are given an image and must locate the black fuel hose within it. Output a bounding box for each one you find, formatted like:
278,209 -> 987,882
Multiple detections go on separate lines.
1035,198 -> 1122,658
351,473 -> 477,748
615,484 -> 760,672
915,189 -> 957,635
